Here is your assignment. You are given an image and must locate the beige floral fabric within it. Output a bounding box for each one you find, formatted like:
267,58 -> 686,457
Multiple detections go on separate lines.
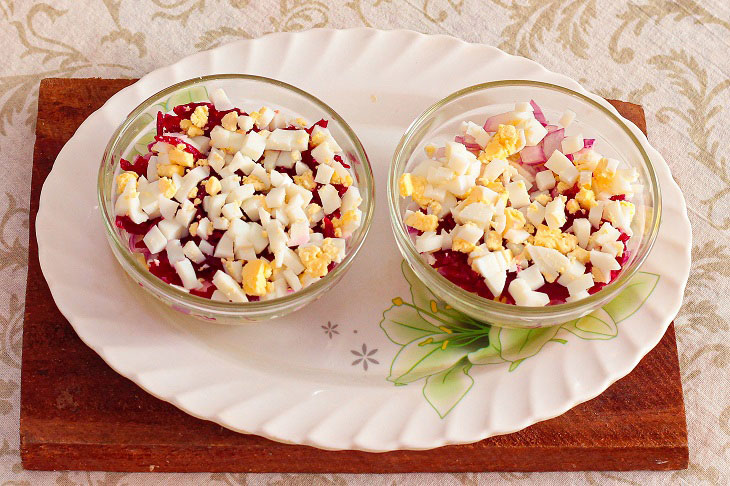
0,0 -> 728,484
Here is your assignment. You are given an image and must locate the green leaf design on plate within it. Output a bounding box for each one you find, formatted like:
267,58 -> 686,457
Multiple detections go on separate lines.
401,261 -> 469,328
562,308 -> 618,340
498,325 -> 562,363
388,335 -> 472,385
380,300 -> 442,346
379,263 -> 661,418
127,130 -> 156,160
164,86 -> 209,112
423,362 -> 474,418
602,272 -> 660,324
467,326 -> 505,365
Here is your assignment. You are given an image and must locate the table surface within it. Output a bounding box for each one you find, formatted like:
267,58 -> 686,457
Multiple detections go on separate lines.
1,2 -> 727,485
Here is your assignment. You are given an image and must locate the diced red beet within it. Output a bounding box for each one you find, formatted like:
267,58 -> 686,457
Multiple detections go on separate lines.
119,155 -> 149,177
322,217 -> 336,238
436,213 -> 456,233
334,154 -> 350,168
149,257 -> 183,286
305,119 -> 328,134
300,149 -> 319,172
333,184 -> 348,197
172,101 -> 214,117
115,215 -> 159,235
610,194 -> 626,201
156,111 -> 185,136
190,284 -> 216,299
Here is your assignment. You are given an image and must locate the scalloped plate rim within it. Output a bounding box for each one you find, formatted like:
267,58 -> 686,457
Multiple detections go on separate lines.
36,28 -> 692,452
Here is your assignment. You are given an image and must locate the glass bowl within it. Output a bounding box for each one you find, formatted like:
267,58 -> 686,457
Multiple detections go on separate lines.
388,80 -> 661,329
99,74 -> 374,324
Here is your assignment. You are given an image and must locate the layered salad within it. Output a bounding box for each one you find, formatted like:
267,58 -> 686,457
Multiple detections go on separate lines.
399,101 -> 638,306
113,88 -> 363,302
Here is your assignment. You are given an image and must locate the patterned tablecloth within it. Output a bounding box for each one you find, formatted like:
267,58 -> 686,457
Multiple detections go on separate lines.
1,1 -> 728,484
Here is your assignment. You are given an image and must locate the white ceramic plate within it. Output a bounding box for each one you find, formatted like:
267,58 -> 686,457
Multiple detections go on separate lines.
36,28 -> 691,452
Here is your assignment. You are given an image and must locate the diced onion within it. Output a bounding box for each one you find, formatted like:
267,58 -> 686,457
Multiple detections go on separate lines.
483,111 -> 514,132
520,145 -> 546,165
541,128 -> 564,159
529,100 -> 547,126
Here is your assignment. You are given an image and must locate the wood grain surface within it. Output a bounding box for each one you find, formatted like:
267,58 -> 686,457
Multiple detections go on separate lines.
20,78 -> 688,473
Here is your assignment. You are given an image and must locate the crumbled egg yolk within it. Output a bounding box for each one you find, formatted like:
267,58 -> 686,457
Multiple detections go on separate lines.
298,242 -> 337,278
158,177 -> 177,198
168,144 -> 195,167
424,144 -> 437,157
331,170 -> 353,187
190,105 -> 209,128
575,186 -> 597,210
556,181 -> 572,194
294,117 -> 309,127
534,193 -> 552,206
481,180 -> 505,194
462,189 -> 491,207
205,176 -> 222,195
179,119 -> 204,137
399,173 -> 418,198
157,163 -> 185,178
566,199 -> 581,214
404,211 -> 438,233
486,230 -> 503,251
479,124 -> 520,161
332,210 -> 360,237
452,238 -> 476,253
305,203 -> 322,222
220,112 -> 238,131
310,131 -> 326,147
189,222 -> 199,235
294,170 -> 316,191
242,175 -> 266,191
241,259 -> 272,296
533,224 -> 578,254
196,158 -> 209,167
398,173 -> 440,212
569,247 -> 591,264
116,171 -> 138,194
591,158 -> 616,194
503,208 -> 526,234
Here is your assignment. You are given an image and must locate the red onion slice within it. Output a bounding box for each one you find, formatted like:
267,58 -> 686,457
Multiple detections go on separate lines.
530,100 -> 548,126
541,128 -> 564,159
455,136 -> 482,153
483,111 -> 514,132
583,138 -> 595,148
520,145 -> 546,165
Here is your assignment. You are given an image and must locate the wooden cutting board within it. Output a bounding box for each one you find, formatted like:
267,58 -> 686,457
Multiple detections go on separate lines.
20,78 -> 688,473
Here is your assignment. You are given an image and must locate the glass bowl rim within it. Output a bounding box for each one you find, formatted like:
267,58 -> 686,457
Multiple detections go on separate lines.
388,79 -> 662,317
98,73 -> 375,312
